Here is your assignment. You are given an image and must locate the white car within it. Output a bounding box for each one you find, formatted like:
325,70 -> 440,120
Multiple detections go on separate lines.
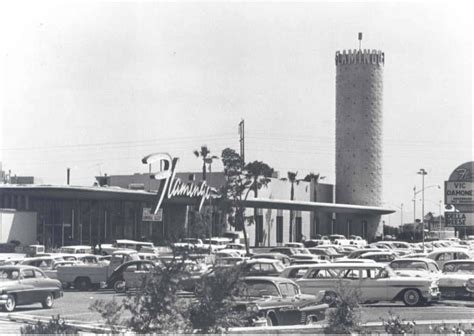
388,258 -> 440,279
224,243 -> 252,256
426,248 -> 472,269
438,260 -> 474,299
297,263 -> 440,306
202,237 -> 232,252
172,238 -> 204,250
358,251 -> 397,264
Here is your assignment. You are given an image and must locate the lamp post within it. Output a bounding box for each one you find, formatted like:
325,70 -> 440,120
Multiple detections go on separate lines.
417,169 -> 428,250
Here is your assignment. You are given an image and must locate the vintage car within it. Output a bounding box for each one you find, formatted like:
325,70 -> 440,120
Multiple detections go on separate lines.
279,264 -> 313,280
269,247 -> 300,257
284,242 -> 305,248
0,265 -> 63,312
222,243 -> 251,256
172,238 -> 204,251
438,260 -> 474,299
297,263 -> 440,306
358,251 -> 397,264
251,253 -> 292,266
235,276 -> 328,326
58,250 -> 140,290
308,247 -> 340,261
59,245 -> 93,255
388,258 -> 440,278
241,259 -> 286,277
202,237 -> 232,252
107,260 -> 156,292
426,249 -> 472,268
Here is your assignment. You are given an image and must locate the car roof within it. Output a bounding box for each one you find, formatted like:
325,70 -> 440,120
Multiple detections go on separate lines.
252,253 -> 288,258
245,258 -> 281,264
360,252 -> 395,256
308,262 -> 386,268
243,276 -> 297,284
427,248 -> 470,255
0,265 -> 43,271
391,258 -> 435,263
443,259 -> 474,265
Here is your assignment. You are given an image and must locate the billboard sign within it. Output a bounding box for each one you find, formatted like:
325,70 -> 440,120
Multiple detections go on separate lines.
445,212 -> 473,227
142,153 -> 212,214
445,181 -> 474,205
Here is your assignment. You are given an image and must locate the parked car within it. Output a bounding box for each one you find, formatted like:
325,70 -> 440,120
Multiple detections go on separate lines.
242,259 -> 286,277
388,258 -> 440,278
269,247 -> 299,257
100,240 -> 155,255
297,263 -> 440,306
284,242 -> 305,248
202,238 -> 232,252
280,265 -> 313,280
0,265 -> 63,312
438,260 -> 474,299
107,260 -> 156,292
426,249 -> 472,268
224,243 -> 251,256
235,276 -> 328,326
251,253 -> 291,266
172,238 -> 204,251
58,250 -> 140,290
358,251 -> 397,264
308,247 -> 340,261
59,245 -> 93,255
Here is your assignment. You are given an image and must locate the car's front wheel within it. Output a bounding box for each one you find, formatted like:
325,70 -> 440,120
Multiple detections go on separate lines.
402,289 -> 421,306
113,280 -> 126,293
42,293 -> 54,309
3,294 -> 16,312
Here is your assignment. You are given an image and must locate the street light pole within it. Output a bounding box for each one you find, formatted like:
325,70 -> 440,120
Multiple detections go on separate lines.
413,186 -> 416,222
417,169 -> 428,250
400,203 -> 403,227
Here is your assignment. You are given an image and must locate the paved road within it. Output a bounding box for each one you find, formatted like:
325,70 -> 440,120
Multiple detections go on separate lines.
1,290 -> 473,330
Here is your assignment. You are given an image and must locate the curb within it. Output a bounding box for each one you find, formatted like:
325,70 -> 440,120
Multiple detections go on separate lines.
7,314 -> 115,333
440,300 -> 474,308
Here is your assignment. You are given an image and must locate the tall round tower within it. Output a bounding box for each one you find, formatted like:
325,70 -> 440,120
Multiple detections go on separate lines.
335,37 -> 385,240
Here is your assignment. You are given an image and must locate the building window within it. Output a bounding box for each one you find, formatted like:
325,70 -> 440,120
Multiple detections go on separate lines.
276,216 -> 283,243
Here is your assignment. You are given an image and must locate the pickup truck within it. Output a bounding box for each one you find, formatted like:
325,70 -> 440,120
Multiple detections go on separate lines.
57,250 -> 140,290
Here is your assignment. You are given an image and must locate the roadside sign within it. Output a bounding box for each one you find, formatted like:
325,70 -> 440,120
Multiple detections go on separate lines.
445,181 -> 473,205
445,212 -> 473,227
142,208 -> 162,222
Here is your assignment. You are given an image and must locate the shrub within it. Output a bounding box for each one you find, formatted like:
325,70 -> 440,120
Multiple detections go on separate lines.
324,280 -> 364,334
381,310 -> 415,335
20,314 -> 77,334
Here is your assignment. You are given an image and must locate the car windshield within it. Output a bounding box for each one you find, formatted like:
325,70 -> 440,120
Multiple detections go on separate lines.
0,269 -> 20,280
443,263 -> 474,274
390,261 -> 428,271
243,281 -> 280,297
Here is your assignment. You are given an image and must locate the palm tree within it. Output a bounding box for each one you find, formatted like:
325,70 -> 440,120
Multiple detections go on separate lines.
304,172 -> 325,238
193,145 -> 212,181
287,171 -> 298,242
245,161 -> 274,247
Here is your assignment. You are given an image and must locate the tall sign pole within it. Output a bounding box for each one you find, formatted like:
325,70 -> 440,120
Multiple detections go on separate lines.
239,119 -> 245,162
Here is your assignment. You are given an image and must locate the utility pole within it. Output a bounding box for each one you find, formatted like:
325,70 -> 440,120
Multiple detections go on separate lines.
400,203 -> 403,227
67,168 -> 71,185
413,186 -> 416,222
239,119 -> 245,162
417,168 -> 428,250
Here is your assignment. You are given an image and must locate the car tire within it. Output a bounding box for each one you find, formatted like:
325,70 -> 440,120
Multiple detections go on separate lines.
75,277 -> 91,291
266,312 -> 278,326
113,280 -> 126,293
402,289 -> 421,306
3,294 -> 16,312
61,282 -> 70,290
42,293 -> 54,309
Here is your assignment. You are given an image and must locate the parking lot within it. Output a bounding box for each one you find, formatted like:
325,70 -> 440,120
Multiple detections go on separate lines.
0,289 -> 473,330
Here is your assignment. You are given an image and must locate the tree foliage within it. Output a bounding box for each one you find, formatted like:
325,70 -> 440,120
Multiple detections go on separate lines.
189,265 -> 247,333
220,148 -> 273,253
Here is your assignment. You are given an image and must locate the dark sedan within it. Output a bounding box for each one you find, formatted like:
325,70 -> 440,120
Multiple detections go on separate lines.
0,265 -> 63,312
235,276 -> 328,326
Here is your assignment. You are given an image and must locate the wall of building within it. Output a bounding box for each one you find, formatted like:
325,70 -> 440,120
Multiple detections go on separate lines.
0,209 -> 37,245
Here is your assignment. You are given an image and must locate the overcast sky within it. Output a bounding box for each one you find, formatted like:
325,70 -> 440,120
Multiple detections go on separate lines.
0,1 -> 472,226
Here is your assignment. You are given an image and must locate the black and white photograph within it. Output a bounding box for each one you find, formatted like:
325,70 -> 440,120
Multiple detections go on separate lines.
0,0 -> 472,334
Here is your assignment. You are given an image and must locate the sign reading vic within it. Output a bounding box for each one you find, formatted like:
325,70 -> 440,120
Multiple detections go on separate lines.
142,153 -> 212,215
